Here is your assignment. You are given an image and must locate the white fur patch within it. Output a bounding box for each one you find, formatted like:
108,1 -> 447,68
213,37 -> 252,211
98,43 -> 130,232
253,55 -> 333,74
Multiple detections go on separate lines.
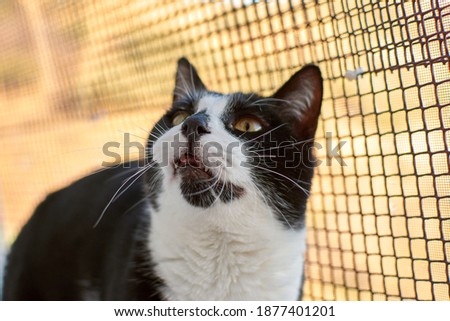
149,190 -> 306,300
197,94 -> 229,116
150,93 -> 306,300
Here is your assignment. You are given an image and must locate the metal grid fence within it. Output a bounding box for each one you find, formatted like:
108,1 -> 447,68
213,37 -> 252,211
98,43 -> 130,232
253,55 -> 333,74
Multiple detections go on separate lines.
0,0 -> 449,300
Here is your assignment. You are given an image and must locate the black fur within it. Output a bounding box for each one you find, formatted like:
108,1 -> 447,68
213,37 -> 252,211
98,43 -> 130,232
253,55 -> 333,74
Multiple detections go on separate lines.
3,163 -> 163,300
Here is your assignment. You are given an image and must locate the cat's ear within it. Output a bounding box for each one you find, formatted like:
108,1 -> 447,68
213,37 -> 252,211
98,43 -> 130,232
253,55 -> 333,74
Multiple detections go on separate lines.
173,57 -> 206,102
273,64 -> 323,138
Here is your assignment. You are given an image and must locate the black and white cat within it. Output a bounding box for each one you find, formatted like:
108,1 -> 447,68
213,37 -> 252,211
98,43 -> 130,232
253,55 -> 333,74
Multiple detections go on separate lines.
2,58 -> 323,300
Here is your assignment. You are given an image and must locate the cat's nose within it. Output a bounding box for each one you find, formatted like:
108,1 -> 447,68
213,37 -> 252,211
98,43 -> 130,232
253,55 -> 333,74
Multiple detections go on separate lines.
181,113 -> 210,138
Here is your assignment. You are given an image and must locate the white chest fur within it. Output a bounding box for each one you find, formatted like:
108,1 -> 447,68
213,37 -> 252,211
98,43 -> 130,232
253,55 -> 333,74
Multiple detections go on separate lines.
148,184 -> 307,301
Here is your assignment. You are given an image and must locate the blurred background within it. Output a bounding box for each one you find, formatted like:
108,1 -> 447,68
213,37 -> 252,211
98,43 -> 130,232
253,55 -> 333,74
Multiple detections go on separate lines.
0,0 -> 449,300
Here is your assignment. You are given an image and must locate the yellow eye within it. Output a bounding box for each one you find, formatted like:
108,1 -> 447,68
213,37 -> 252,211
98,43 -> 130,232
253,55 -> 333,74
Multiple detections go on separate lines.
172,111 -> 190,126
234,117 -> 263,133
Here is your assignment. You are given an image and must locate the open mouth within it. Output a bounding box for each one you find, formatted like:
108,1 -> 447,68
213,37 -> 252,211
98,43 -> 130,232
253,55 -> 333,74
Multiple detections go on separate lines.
172,153 -> 245,207
173,153 -> 213,180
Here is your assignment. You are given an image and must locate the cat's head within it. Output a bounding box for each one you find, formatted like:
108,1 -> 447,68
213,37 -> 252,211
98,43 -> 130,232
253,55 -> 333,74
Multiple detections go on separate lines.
146,58 -> 322,228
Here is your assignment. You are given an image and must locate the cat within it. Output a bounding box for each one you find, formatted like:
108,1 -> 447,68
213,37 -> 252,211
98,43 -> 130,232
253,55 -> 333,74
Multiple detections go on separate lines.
2,57 -> 323,300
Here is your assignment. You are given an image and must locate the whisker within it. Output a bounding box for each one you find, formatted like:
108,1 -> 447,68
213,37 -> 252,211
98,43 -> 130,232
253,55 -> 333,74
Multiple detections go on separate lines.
152,126 -> 165,136
211,170 -> 226,207
243,92 -> 256,104
117,130 -> 149,141
124,198 -> 149,215
114,164 -> 156,201
186,168 -> 223,197
93,162 -> 156,228
135,126 -> 151,134
253,165 -> 310,197
248,137 -> 315,153
148,132 -> 161,141
242,123 -> 288,145
104,166 -> 143,182
249,176 -> 295,231
251,97 -> 297,106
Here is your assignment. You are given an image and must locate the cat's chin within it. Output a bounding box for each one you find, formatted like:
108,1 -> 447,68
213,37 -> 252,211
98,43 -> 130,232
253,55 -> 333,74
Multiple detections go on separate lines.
179,178 -> 245,208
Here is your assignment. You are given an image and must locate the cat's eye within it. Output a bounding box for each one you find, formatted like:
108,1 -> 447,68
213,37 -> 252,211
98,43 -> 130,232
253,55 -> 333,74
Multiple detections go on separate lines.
172,111 -> 190,126
233,116 -> 263,133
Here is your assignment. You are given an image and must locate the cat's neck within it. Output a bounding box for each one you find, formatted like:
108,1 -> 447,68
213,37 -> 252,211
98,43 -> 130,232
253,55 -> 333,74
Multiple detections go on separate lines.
147,184 -> 306,300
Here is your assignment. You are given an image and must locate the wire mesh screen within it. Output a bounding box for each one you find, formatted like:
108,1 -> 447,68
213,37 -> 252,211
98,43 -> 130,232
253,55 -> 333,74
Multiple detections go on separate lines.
0,0 -> 449,300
